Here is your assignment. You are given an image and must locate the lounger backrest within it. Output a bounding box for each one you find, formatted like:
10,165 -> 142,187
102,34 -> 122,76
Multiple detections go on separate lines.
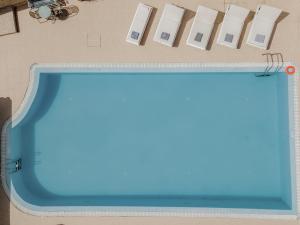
224,5 -> 249,25
255,5 -> 282,24
196,5 -> 218,24
164,4 -> 184,22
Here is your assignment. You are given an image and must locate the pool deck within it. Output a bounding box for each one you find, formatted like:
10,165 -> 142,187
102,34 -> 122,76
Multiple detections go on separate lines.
0,0 -> 300,224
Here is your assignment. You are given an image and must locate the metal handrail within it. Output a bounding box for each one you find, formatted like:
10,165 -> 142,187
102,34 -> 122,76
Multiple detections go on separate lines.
273,53 -> 284,73
256,53 -> 283,77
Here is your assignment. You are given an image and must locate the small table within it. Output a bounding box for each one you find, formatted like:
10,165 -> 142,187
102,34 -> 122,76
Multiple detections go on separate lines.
38,5 -> 52,19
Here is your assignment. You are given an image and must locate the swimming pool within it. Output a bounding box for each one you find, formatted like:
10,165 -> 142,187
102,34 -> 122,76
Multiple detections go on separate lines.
1,64 -> 299,218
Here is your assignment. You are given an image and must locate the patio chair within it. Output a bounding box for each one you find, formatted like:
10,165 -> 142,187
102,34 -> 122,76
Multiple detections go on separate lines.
217,4 -> 250,49
186,5 -> 218,50
246,5 -> 282,50
153,3 -> 185,47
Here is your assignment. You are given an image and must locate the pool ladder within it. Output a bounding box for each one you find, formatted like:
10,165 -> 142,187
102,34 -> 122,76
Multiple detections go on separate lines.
5,158 -> 22,173
255,53 -> 284,77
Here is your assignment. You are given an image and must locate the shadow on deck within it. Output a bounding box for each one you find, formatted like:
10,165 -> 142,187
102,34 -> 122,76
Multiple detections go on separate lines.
0,97 -> 12,225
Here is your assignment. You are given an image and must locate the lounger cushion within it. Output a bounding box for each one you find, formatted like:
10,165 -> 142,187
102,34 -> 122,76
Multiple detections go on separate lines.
186,5 -> 218,50
217,5 -> 250,49
153,3 -> 185,47
126,3 -> 153,45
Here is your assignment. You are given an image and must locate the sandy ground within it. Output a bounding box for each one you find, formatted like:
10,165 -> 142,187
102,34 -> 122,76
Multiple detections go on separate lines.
0,0 -> 300,224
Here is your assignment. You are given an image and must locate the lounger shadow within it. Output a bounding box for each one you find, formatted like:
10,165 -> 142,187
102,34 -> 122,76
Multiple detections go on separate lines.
267,11 -> 289,50
207,11 -> 224,51
237,11 -> 254,49
140,7 -> 157,46
174,8 -> 195,47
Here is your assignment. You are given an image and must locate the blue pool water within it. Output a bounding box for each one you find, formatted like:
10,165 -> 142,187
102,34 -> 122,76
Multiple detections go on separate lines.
5,70 -> 294,211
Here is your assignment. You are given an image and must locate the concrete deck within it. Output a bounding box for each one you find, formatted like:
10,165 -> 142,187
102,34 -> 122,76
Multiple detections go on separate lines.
0,0 -> 300,224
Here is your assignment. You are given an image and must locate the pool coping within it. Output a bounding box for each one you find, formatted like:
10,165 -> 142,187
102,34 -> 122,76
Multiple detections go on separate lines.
1,63 -> 299,219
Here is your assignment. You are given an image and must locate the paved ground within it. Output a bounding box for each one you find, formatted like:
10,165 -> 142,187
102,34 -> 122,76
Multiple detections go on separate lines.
0,0 -> 300,224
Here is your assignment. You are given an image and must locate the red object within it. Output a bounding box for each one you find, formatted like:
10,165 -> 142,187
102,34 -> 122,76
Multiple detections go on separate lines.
285,66 -> 296,75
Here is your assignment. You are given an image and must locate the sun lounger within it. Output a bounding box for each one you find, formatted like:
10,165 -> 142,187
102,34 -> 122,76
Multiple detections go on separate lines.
153,3 -> 185,47
217,4 -> 250,49
186,5 -> 218,50
126,3 -> 153,45
247,5 -> 282,50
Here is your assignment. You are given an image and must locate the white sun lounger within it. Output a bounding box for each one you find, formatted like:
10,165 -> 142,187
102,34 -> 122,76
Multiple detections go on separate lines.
247,5 -> 282,50
153,3 -> 185,47
217,4 -> 250,49
126,3 -> 153,45
186,6 -> 218,50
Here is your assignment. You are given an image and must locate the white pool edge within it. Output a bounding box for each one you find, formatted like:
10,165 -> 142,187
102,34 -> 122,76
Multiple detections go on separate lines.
294,70 -> 300,217
1,63 -> 299,219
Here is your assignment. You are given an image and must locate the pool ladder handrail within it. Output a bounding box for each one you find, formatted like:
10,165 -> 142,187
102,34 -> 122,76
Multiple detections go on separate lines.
5,158 -> 22,174
256,53 -> 284,77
